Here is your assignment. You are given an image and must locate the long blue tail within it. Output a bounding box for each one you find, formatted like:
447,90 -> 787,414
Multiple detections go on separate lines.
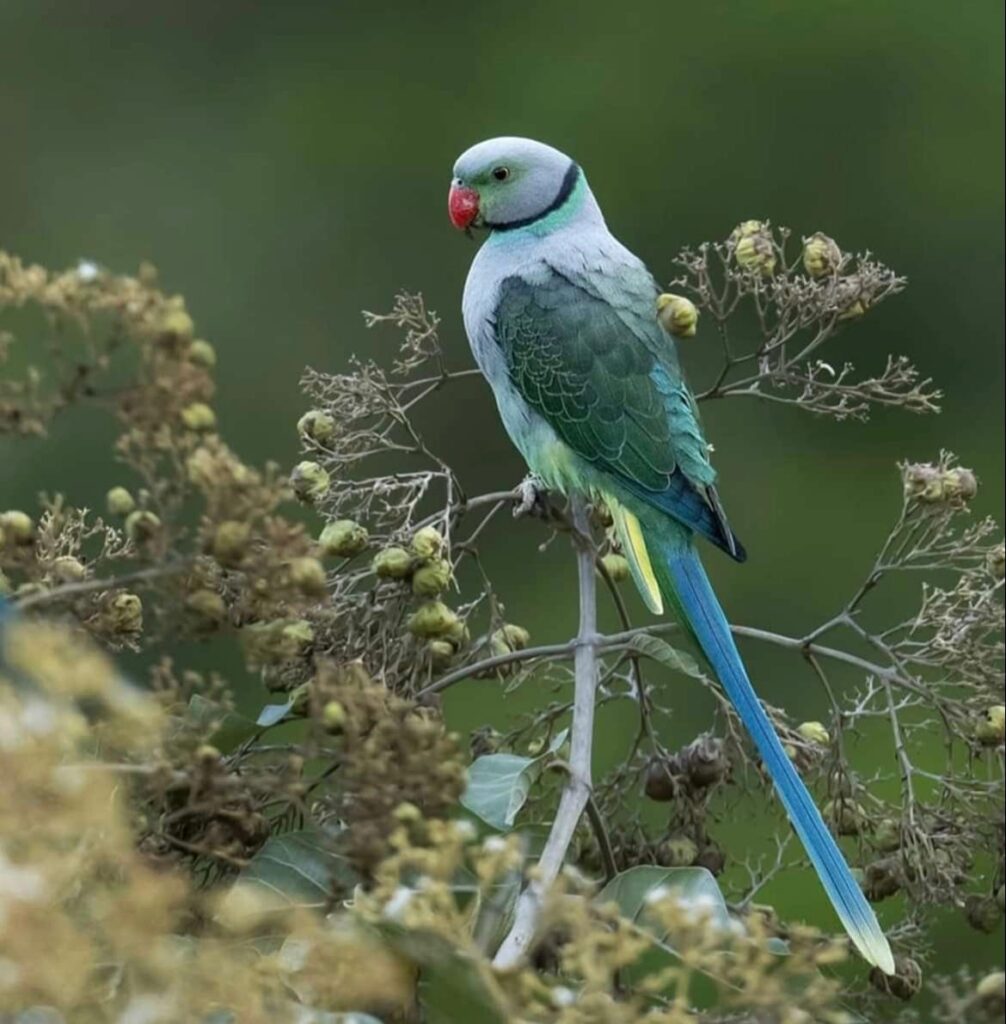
659,542 -> 894,973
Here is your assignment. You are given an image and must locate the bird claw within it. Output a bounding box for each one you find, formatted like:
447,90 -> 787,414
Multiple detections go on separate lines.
513,475 -> 549,519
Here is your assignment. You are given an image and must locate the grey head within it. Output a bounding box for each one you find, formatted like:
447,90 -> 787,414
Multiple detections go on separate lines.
449,136 -> 589,232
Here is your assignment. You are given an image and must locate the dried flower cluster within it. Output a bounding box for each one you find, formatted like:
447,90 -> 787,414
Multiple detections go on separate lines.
1,233 -> 1002,1024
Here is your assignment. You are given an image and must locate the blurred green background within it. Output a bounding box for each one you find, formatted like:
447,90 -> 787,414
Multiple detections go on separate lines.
2,0 -> 1003,988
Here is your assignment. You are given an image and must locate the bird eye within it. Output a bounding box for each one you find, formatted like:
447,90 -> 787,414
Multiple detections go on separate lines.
491,166 -> 510,182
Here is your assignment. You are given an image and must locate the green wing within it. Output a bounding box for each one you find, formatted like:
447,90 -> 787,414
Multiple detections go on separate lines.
494,267 -> 744,560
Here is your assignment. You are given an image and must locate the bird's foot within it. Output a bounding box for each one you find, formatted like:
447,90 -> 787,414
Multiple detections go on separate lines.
513,475 -> 549,519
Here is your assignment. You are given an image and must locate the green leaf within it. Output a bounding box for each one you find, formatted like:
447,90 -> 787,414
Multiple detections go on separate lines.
185,694 -> 259,748
629,634 -> 706,679
256,698 -> 295,727
597,865 -> 733,944
461,753 -> 538,830
230,828 -> 358,910
381,926 -> 508,1024
460,728 -> 569,832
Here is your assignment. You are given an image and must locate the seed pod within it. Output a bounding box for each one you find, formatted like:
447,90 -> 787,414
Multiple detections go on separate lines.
902,462 -> 945,503
802,232 -> 842,278
656,834 -> 698,868
288,556 -> 327,596
291,461 -> 330,503
987,543 -> 1005,580
51,556 -> 87,583
104,592 -> 143,635
965,894 -> 1003,933
975,705 -> 1005,746
106,487 -> 136,518
241,618 -> 315,667
427,639 -> 455,668
412,558 -> 453,596
318,519 -> 369,558
824,799 -> 869,837
407,600 -> 459,638
159,308 -> 194,340
863,858 -> 902,901
373,546 -> 413,579
656,293 -> 699,338
212,520 -> 252,567
411,525 -> 444,561
873,818 -> 902,853
600,553 -> 630,582
941,466 -> 978,501
491,623 -> 531,652
696,843 -> 726,876
870,957 -> 922,1001
0,510 -> 34,545
643,758 -> 677,802
186,588 -> 227,625
321,700 -> 346,733
125,510 -> 161,543
975,972 -> 1005,1010
681,735 -> 729,789
797,721 -> 830,746
181,402 -> 217,432
730,220 -> 776,275
189,339 -> 217,368
297,409 -> 336,445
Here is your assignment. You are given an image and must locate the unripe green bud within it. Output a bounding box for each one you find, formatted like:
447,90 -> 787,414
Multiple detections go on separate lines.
824,799 -> 869,836
373,546 -> 413,579
797,721 -> 830,746
196,743 -> 221,763
492,623 -> 531,652
297,409 -> 336,445
185,588 -> 227,624
412,557 -> 452,596
125,510 -> 162,542
189,339 -> 217,367
321,700 -> 346,733
318,519 -> 368,558
410,525 -> 444,560
600,553 -> 630,582
51,556 -> 86,583
444,618 -> 470,651
288,556 -> 327,596
0,510 -> 34,545
427,639 -> 455,668
975,705 -> 1005,746
656,293 -> 699,338
965,894 -> 1002,933
291,461 -> 330,503
526,737 -> 545,756
656,835 -> 698,868
987,543 -> 1005,580
159,308 -> 194,340
180,402 -> 217,432
730,221 -> 776,274
106,487 -> 136,518
212,520 -> 251,567
393,801 -> 422,824
407,600 -> 459,638
105,592 -> 143,635
802,232 -> 842,278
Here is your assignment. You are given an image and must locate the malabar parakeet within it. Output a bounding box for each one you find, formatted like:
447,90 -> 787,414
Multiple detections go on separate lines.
448,136 -> 894,974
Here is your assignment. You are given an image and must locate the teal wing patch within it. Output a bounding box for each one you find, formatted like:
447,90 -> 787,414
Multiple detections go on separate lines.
493,267 -> 744,560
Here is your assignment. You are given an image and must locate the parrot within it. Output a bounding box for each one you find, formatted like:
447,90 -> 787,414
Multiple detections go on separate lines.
448,136 -> 894,974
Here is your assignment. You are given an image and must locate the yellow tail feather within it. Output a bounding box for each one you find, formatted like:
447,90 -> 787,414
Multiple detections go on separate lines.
609,500 -> 663,614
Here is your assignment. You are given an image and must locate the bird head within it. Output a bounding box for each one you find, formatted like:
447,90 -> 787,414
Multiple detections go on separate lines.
449,137 -> 580,233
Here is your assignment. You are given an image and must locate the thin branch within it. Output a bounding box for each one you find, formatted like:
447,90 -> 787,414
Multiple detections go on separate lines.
493,494 -> 599,968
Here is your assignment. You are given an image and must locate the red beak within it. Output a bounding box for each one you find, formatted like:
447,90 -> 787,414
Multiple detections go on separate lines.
448,183 -> 480,230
